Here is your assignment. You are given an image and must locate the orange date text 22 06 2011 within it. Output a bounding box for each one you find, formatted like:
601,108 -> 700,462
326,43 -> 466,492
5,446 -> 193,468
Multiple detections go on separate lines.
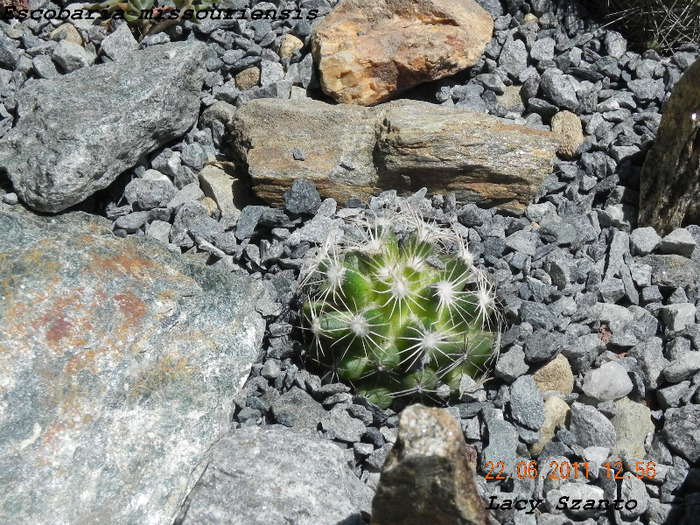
484,460 -> 657,481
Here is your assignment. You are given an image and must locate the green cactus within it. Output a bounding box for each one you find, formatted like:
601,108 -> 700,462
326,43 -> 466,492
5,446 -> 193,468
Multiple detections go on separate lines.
301,209 -> 500,409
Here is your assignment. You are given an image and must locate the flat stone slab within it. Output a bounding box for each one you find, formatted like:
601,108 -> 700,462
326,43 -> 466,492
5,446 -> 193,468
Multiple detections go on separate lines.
232,98 -> 561,215
0,203 -> 266,525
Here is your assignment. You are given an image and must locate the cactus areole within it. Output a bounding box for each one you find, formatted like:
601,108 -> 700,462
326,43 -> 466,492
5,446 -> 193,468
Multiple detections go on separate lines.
301,210 -> 499,409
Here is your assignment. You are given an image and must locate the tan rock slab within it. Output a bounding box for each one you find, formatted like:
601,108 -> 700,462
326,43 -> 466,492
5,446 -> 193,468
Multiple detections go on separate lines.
198,163 -> 254,220
551,110 -> 585,159
530,396 -> 570,457
311,0 -> 493,106
231,98 -> 561,215
372,404 -> 487,525
532,354 -> 574,395
50,23 -> 83,45
278,34 -> 304,59
235,66 -> 260,90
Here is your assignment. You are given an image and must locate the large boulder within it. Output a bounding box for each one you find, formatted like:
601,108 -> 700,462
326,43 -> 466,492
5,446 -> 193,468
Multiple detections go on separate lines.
176,427 -> 374,524
638,57 -> 700,235
232,98 -> 561,215
311,0 -> 493,106
0,41 -> 206,213
0,203 -> 266,524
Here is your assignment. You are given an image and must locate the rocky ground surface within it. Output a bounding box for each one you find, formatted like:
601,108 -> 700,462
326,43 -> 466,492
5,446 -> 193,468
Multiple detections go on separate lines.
0,0 -> 699,524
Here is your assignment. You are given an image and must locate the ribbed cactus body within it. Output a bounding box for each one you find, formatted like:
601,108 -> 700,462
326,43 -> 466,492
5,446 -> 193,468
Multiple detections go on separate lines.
302,213 -> 498,408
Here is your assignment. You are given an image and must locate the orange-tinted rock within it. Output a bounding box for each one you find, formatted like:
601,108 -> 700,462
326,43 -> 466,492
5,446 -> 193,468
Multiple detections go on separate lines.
311,0 -> 493,106
0,203 -> 266,524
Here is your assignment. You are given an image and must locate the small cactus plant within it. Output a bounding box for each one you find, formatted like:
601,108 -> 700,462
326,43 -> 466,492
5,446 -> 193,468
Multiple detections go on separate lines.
300,208 -> 500,409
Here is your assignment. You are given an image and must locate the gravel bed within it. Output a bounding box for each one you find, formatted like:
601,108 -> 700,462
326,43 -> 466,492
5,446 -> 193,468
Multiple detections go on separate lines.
0,0 -> 699,524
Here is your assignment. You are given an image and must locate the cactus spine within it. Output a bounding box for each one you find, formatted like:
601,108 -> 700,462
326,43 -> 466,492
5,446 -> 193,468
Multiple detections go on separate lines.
301,209 -> 499,409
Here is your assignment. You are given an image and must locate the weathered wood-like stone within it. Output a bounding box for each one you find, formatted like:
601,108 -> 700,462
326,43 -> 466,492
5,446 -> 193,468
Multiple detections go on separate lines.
231,98 -> 561,215
311,0 -> 493,106
371,404 -> 488,525
639,57 -> 700,235
376,103 -> 562,214
0,203 -> 266,525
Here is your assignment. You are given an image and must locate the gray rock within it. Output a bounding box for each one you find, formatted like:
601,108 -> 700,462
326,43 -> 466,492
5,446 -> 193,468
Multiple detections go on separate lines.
604,31 -> 627,59
178,427 -> 373,525
629,261 -> 652,286
530,37 -> 555,62
627,337 -> 669,390
168,182 -> 205,209
372,405 -> 487,525
539,219 -> 579,246
524,329 -> 564,363
581,361 -> 633,401
0,203 -> 265,525
52,40 -> 94,73
659,228 -> 697,257
146,220 -> 171,244
500,37 -> 528,79
556,483 -> 607,519
657,381 -> 692,409
99,22 -> 138,61
663,351 -> 700,383
260,59 -> 284,86
270,386 -> 326,430
638,254 -> 700,288
509,375 -> 545,430
0,36 -> 20,69
569,402 -> 616,450
628,78 -> 664,102
321,406 -> 367,443
113,210 -> 149,232
663,404 -> 700,462
494,346 -> 529,382
31,54 -> 59,79
284,178 -> 322,215
505,230 -> 538,256
599,278 -> 625,303
540,69 -> 579,111
660,303 -> 697,332
0,41 -> 206,213
609,305 -> 657,348
123,173 -> 177,211
482,417 -> 519,476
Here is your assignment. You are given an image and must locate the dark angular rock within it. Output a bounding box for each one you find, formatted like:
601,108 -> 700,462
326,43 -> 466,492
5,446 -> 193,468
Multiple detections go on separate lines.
283,178 -> 322,215
663,404 -> 700,462
509,375 -> 545,430
523,329 -> 565,363
638,254 -> 700,288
